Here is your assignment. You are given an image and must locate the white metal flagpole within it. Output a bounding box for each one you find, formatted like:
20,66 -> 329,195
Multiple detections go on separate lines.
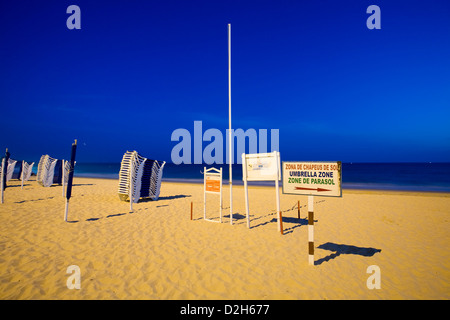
228,23 -> 233,225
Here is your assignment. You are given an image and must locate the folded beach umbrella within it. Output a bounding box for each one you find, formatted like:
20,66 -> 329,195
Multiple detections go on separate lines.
118,150 -> 165,212
37,155 -> 58,187
5,159 -> 17,182
1,148 -> 11,203
1,148 -> 11,188
61,160 -> 71,196
12,161 -> 22,180
64,140 -> 77,222
1,149 -> 8,203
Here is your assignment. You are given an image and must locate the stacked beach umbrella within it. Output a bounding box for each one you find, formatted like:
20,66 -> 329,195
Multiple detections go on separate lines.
1,148 -> 35,202
118,151 -> 166,211
36,155 -> 65,187
2,158 -> 17,184
1,142 -> 77,220
10,160 -> 35,183
19,160 -> 35,188
1,149 -> 11,203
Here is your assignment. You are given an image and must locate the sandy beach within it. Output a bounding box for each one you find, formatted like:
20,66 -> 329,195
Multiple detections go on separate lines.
0,177 -> 449,300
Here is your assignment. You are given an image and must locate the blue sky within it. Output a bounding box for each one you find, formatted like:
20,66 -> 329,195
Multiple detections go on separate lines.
1,0 -> 449,163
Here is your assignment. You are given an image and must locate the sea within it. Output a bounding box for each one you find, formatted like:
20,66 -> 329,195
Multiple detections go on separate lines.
71,162 -> 450,193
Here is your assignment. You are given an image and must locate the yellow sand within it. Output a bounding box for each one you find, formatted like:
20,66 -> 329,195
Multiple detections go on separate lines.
0,177 -> 449,299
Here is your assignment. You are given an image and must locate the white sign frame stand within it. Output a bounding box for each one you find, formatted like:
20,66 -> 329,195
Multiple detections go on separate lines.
242,151 -> 282,234
243,165 -> 250,228
203,167 -> 223,223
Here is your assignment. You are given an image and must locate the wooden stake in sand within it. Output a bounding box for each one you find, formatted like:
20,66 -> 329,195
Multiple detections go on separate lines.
190,201 -> 193,220
298,200 -> 301,219
64,140 -> 77,222
278,210 -> 284,235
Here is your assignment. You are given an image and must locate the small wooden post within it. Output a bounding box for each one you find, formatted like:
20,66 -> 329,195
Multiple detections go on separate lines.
190,201 -> 193,220
275,177 -> 281,234
278,211 -> 283,235
297,200 -> 300,219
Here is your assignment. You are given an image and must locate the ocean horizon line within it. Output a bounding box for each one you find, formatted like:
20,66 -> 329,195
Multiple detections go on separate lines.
71,161 -> 450,193
73,173 -> 450,193
73,161 -> 450,165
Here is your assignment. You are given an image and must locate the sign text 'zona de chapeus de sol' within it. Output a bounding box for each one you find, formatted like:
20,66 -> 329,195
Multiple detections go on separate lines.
282,161 -> 342,197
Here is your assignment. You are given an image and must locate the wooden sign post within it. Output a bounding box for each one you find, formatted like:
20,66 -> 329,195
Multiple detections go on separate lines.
308,195 -> 314,266
203,167 -> 223,223
282,161 -> 342,265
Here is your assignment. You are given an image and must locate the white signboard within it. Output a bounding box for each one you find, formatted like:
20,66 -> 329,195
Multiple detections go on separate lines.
282,161 -> 342,197
242,151 -> 283,234
243,152 -> 281,181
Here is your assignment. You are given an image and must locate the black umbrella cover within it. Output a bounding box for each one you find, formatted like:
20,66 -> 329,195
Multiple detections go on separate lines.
66,140 -> 77,200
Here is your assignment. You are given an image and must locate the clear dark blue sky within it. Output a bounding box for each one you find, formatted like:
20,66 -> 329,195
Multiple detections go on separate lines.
1,0 -> 449,163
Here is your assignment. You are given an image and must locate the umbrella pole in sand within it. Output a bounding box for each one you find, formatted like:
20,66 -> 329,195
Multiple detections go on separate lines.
65,140 -> 77,222
0,158 -> 4,204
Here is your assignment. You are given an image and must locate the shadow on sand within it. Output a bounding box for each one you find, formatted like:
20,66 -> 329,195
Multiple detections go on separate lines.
139,194 -> 191,202
68,211 -> 130,223
315,242 -> 382,265
66,194 -> 190,223
15,196 -> 54,204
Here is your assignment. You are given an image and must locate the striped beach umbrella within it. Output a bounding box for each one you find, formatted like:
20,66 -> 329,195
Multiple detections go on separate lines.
2,148 -> 10,189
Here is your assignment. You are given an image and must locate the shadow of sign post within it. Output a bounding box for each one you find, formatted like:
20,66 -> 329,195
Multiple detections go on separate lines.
315,242 -> 382,265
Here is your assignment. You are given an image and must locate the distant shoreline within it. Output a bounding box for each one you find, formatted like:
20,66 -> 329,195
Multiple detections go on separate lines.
73,174 -> 450,193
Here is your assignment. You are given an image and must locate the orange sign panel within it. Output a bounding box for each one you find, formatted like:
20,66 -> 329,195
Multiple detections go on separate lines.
206,177 -> 221,193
